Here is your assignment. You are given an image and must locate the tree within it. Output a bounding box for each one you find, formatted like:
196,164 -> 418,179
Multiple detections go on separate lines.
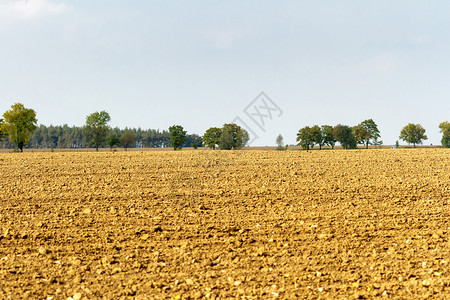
1,103 -> 38,152
399,123 -> 427,148
85,111 -> 111,151
321,125 -> 336,149
106,135 -> 120,150
352,125 -> 366,147
310,125 -> 323,150
353,119 -> 381,149
120,130 -> 136,151
202,127 -> 222,149
334,124 -> 356,149
276,134 -> 284,150
296,126 -> 313,150
0,119 -> 5,141
169,125 -> 187,150
219,123 -> 249,150
439,121 -> 450,148
241,129 -> 250,148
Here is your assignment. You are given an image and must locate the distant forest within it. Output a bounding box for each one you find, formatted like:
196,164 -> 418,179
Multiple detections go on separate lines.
0,124 -> 202,150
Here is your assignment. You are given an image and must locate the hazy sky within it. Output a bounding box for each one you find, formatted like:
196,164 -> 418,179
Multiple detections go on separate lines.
1,0 -> 449,146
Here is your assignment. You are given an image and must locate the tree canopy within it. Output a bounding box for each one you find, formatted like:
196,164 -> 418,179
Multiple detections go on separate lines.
202,124 -> 248,150
202,127 -> 222,149
439,121 -> 450,148
169,125 -> 187,150
321,125 -> 336,149
1,103 -> 38,152
353,119 -> 381,149
218,123 -> 249,150
310,125 -> 323,150
297,124 -> 359,150
296,126 -> 313,150
399,123 -> 427,147
106,134 -> 120,150
120,130 -> 136,151
334,124 -> 356,149
85,111 -> 111,151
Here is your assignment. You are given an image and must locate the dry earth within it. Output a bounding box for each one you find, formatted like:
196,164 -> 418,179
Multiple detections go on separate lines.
1,149 -> 450,299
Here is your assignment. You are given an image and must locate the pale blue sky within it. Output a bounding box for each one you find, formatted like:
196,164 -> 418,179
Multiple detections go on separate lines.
1,0 -> 449,146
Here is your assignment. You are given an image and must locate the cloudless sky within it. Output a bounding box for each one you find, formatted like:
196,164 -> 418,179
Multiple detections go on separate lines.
1,0 -> 449,146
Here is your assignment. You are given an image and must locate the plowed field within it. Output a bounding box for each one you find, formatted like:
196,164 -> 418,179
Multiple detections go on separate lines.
1,149 -> 450,299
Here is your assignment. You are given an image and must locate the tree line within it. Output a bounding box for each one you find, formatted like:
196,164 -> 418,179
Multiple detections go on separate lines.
26,125 -> 180,150
1,103 -> 449,152
295,119 -> 440,150
0,104 -> 201,151
0,103 -> 250,152
296,119 -> 382,150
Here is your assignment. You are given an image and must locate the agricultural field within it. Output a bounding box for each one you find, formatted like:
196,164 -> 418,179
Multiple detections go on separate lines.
1,149 -> 450,299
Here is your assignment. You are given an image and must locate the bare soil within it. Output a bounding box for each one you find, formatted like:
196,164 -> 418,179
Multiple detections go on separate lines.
1,149 -> 450,299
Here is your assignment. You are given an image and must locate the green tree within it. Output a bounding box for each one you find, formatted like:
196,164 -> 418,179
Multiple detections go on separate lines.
85,111 -> 111,151
353,119 -> 381,149
334,124 -> 356,149
120,130 -> 136,151
439,121 -> 450,148
321,125 -> 336,149
219,123 -> 249,150
106,134 -> 120,150
296,126 -> 313,150
169,125 -> 187,150
1,103 -> 38,152
202,127 -> 222,149
399,123 -> 427,148
310,125 -> 323,150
